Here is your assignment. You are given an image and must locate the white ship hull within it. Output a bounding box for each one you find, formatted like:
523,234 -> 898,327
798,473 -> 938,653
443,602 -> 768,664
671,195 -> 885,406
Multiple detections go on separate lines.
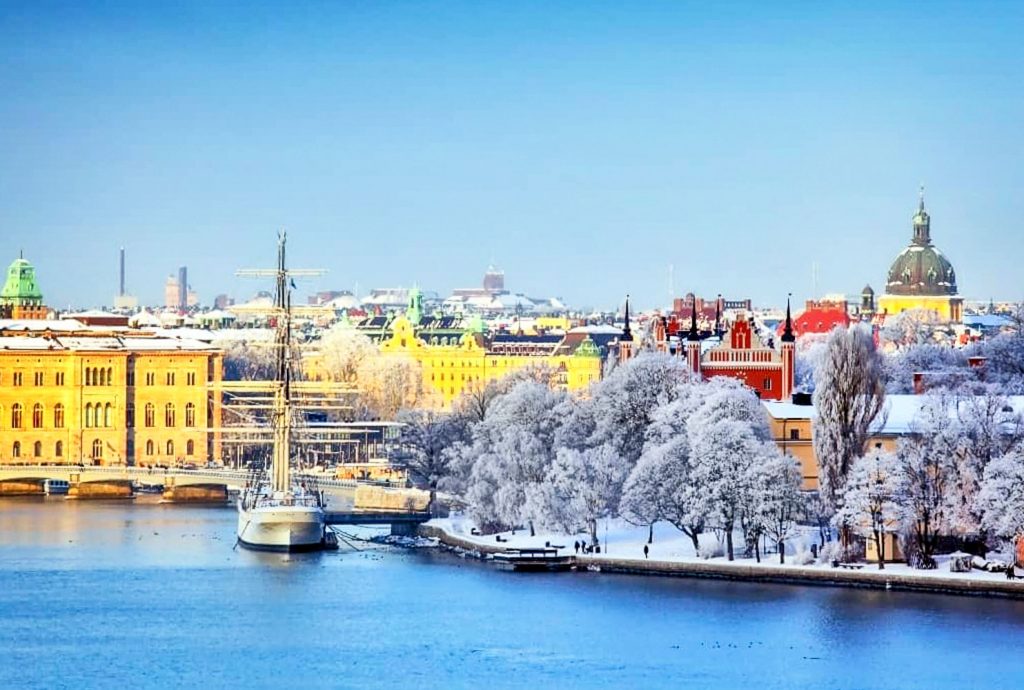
236,501 -> 327,552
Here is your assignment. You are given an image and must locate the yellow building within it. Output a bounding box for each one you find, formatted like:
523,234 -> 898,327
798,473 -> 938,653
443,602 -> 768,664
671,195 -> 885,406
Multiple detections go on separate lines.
307,315 -> 604,410
877,191 -> 964,323
0,323 -> 223,466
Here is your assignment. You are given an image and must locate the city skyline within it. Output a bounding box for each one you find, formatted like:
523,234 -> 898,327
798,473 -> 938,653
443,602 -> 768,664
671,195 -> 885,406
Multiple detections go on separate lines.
2,2 -> 1023,310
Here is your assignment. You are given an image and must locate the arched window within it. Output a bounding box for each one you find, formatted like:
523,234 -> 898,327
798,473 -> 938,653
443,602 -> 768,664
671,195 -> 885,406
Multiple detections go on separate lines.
104,403 -> 112,428
98,368 -> 105,386
85,368 -> 92,386
85,403 -> 93,428
33,441 -> 42,457
107,367 -> 113,385
32,403 -> 43,428
145,440 -> 154,456
91,439 -> 103,459
186,440 -> 195,456
165,403 -> 175,427
145,403 -> 155,428
93,404 -> 102,428
166,440 -> 174,456
12,441 -> 20,458
53,403 -> 64,429
11,403 -> 23,429
185,403 -> 196,427
55,441 -> 63,457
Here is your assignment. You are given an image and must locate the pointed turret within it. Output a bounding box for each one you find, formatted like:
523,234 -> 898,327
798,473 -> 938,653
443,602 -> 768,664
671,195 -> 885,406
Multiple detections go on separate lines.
714,294 -> 722,338
621,294 -> 634,342
781,294 -> 795,343
687,293 -> 700,342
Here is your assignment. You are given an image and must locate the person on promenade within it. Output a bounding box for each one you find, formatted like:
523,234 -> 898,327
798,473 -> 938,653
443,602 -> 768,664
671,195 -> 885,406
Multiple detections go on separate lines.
574,541 -> 580,554
644,545 -> 649,559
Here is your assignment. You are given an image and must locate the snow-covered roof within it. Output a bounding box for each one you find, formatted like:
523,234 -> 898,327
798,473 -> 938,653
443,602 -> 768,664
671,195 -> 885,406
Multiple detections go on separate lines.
0,334 -> 219,353
0,318 -> 87,331
764,395 -> 1024,436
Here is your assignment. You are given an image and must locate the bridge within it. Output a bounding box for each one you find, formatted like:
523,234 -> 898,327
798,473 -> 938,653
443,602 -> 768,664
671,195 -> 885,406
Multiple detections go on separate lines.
0,464 -> 374,501
324,509 -> 432,536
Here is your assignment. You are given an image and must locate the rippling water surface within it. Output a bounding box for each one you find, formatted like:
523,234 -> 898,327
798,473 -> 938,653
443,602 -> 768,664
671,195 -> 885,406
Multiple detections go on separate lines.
1,497 -> 1022,690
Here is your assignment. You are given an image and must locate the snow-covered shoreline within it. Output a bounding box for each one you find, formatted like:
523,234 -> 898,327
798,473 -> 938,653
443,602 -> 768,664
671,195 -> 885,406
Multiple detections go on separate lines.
419,518 -> 1024,600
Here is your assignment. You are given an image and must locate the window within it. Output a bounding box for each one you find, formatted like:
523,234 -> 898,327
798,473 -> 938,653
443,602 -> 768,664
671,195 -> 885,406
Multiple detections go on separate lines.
166,372 -> 175,386
13,372 -> 23,386
145,440 -> 154,456
104,403 -> 112,428
165,403 -> 175,427
166,440 -> 174,456
145,372 -> 155,386
55,441 -> 63,457
91,439 -> 103,459
56,372 -> 65,386
789,428 -> 800,441
126,403 -> 134,427
874,442 -> 883,449
185,403 -> 196,427
99,368 -> 107,386
186,372 -> 196,386
763,378 -> 773,391
93,404 -> 102,428
107,367 -> 113,385
34,371 -> 44,386
11,403 -> 23,429
85,368 -> 92,386
126,368 -> 135,387
85,403 -> 93,428
32,403 -> 43,428
33,441 -> 41,457
186,440 -> 195,456
145,403 -> 155,428
12,441 -> 20,458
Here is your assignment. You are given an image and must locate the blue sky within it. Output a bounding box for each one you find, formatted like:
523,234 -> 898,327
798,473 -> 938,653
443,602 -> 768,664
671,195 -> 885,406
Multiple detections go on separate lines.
1,1 -> 1022,311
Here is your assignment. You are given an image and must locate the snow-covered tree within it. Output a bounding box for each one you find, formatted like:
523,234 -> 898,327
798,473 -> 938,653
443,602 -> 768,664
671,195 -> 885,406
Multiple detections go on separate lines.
794,334 -> 829,392
588,352 -> 690,466
357,355 -> 424,420
318,325 -> 376,383
462,381 -> 566,534
548,445 -> 629,546
884,343 -> 970,394
223,340 -> 276,381
977,447 -> 1024,544
395,409 -> 469,513
618,453 -> 666,544
834,452 -> 908,570
751,453 -> 805,564
880,308 -> 942,348
813,326 -> 887,514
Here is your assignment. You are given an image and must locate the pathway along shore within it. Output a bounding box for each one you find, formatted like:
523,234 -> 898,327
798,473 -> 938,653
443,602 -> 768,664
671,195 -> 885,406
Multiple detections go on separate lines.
418,524 -> 1024,600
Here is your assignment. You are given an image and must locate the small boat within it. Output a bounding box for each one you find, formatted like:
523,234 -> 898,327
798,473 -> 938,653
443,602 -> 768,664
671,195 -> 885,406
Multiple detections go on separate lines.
43,479 -> 69,495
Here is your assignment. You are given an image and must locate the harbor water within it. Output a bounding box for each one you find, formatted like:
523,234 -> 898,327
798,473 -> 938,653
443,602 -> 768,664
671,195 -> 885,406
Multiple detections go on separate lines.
2,497 -> 1023,690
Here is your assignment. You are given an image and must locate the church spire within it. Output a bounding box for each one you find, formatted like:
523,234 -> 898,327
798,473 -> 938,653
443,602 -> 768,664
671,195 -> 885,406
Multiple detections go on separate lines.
621,294 -> 633,342
781,293 -> 795,343
912,185 -> 931,246
687,293 -> 700,342
714,294 -> 722,338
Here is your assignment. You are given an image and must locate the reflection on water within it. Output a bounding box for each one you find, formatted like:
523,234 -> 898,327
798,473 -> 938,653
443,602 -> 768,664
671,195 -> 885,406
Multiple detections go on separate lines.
1,498 -> 1022,690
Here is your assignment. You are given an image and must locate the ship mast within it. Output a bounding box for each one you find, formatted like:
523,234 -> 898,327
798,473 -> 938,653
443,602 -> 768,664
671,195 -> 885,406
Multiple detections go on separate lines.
236,231 -> 325,495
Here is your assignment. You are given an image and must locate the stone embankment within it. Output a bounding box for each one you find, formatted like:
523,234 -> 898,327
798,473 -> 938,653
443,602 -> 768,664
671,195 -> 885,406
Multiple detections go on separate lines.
418,524 -> 1024,600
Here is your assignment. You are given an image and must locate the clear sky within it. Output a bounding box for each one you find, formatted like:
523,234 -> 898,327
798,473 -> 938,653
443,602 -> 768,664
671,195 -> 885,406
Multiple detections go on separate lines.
1,1 -> 1022,311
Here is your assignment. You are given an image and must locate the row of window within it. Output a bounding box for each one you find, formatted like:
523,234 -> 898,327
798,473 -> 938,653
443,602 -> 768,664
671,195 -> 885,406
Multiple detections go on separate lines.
2,372 -> 66,386
3,402 -> 197,429
130,371 -> 198,386
9,438 -> 197,459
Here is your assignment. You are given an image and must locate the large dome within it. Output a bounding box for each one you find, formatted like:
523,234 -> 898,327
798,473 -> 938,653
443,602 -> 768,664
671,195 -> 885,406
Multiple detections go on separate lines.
884,195 -> 958,297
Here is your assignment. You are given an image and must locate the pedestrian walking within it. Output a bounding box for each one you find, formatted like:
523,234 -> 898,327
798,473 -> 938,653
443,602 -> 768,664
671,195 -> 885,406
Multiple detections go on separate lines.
574,540 -> 580,554
644,544 -> 649,559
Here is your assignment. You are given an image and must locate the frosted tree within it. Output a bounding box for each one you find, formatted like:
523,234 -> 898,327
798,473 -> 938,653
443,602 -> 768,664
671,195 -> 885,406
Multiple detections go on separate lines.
834,452 -> 908,570
356,355 -> 424,420
395,409 -> 470,514
884,343 -> 970,394
548,445 -> 629,546
977,447 -> 1024,545
318,324 -> 376,383
896,395 -> 961,567
588,352 -> 690,466
223,340 -> 276,381
794,334 -> 829,392
463,381 -> 566,534
751,452 -> 805,564
968,305 -> 1024,394
618,453 -> 666,545
813,325 -> 887,514
880,308 -> 942,348
689,417 -> 761,561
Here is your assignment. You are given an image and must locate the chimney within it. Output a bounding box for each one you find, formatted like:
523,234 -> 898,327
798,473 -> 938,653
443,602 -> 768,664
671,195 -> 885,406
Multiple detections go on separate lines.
912,372 -> 926,395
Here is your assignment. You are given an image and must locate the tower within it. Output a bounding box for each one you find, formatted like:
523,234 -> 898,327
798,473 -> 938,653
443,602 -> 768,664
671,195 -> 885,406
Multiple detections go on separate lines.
780,294 -> 796,401
178,266 -> 188,313
406,286 -> 424,325
618,295 -> 634,363
686,293 -> 701,375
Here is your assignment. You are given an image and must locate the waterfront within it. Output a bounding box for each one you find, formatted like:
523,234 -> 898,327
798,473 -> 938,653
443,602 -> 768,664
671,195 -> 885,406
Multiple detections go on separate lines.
1,499 -> 1023,689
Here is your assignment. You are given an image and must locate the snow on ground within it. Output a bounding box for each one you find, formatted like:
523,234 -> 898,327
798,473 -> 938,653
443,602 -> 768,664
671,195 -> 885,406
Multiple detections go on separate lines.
429,515 -> 1018,584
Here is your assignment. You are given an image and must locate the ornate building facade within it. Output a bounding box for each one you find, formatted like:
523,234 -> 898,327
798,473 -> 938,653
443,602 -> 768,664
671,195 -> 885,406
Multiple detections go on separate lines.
877,191 -> 963,322
0,324 -> 223,466
0,254 -> 49,320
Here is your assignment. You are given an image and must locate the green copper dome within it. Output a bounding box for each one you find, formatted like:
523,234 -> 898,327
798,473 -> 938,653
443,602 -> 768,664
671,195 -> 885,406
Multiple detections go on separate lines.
885,194 -> 958,297
1,256 -> 44,306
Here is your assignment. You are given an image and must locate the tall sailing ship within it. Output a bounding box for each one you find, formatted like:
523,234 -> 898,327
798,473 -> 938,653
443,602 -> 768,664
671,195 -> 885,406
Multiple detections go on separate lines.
235,232 -> 332,551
